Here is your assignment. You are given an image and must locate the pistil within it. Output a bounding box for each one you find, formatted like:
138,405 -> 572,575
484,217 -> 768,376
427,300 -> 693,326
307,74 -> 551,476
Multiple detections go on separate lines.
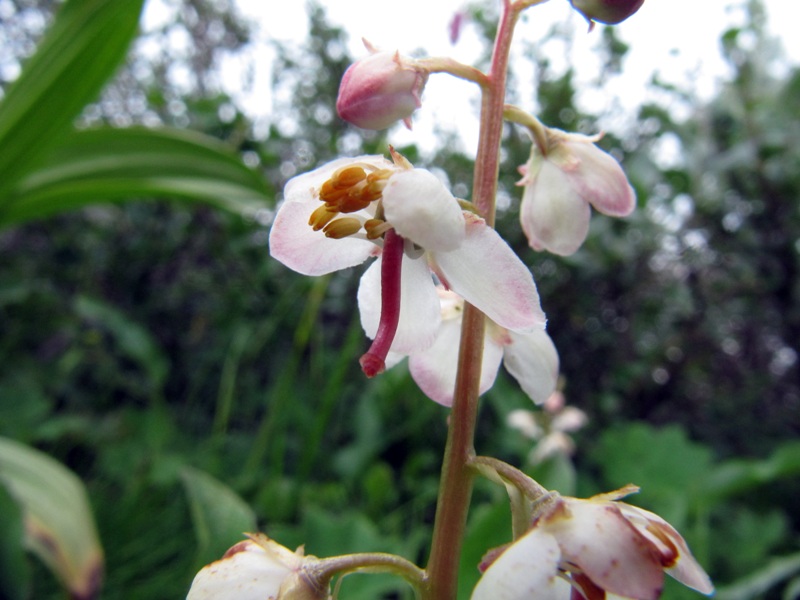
359,229 -> 404,377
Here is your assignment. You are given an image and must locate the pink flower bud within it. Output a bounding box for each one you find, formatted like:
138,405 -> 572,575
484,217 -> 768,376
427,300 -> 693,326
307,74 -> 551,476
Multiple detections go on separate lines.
336,51 -> 428,130
569,0 -> 645,26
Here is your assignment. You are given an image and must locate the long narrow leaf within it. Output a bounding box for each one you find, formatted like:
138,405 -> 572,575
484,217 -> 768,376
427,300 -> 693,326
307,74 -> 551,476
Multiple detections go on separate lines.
0,127 -> 272,227
0,437 -> 103,600
0,0 -> 145,197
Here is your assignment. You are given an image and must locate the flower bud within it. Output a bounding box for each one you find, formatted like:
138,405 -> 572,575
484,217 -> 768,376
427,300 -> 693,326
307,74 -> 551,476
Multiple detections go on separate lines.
336,50 -> 428,130
569,0 -> 645,26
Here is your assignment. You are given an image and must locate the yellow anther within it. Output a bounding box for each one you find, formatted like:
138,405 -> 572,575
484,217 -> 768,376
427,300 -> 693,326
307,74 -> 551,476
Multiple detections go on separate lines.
331,165 -> 368,188
364,218 -> 393,240
323,217 -> 362,239
308,204 -> 338,231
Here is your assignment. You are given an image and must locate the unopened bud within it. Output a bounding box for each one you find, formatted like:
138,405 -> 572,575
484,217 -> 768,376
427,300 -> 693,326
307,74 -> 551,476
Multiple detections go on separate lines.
336,50 -> 428,130
569,0 -> 644,26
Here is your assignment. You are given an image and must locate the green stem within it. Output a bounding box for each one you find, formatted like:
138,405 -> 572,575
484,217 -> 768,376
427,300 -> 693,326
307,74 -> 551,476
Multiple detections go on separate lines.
312,552 -> 427,595
424,3 -> 522,599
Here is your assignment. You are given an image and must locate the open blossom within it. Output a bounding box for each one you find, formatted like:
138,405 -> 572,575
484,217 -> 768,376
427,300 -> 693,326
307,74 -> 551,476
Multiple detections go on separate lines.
518,128 -> 636,256
401,288 -> 558,406
187,534 -> 327,600
336,44 -> 428,130
269,152 -> 545,376
472,486 -> 714,600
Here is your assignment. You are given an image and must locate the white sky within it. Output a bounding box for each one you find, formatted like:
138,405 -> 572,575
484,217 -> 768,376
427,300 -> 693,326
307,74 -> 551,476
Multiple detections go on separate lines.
145,0 -> 800,153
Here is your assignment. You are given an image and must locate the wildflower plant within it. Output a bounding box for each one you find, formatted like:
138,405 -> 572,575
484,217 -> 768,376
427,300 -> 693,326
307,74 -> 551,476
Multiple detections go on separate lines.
188,1 -> 715,598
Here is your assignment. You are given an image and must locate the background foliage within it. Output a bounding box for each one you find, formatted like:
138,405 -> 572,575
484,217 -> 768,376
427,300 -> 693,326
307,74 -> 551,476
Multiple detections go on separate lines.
0,0 -> 798,598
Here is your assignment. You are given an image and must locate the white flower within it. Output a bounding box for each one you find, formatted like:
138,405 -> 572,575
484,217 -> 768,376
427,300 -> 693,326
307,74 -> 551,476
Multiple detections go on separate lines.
187,534 -> 325,600
472,487 -> 714,600
269,153 -> 545,375
404,288 -> 559,406
518,129 -> 636,256
507,391 -> 588,464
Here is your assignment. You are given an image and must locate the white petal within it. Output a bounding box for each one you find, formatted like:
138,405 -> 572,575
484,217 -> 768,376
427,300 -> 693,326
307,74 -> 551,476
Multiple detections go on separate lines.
187,541 -> 292,600
542,499 -> 665,600
269,199 -> 375,275
617,504 -> 714,595
382,169 -> 465,251
358,254 -> 441,354
471,529 -> 568,600
566,142 -> 636,217
408,318 -> 504,406
503,329 -> 560,405
433,213 -> 545,332
520,161 -> 591,257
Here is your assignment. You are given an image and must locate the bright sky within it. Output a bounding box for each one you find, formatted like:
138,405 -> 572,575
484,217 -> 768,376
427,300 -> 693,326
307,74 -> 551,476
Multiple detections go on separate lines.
146,0 -> 800,153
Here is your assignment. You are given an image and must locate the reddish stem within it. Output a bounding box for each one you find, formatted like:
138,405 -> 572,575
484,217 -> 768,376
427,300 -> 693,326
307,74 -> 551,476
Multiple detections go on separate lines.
359,229 -> 404,377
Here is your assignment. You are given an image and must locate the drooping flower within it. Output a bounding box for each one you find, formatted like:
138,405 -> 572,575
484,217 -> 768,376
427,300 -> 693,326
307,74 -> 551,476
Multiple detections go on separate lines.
336,42 -> 428,130
570,0 -> 645,27
187,534 -> 327,600
269,152 -> 545,377
400,288 -> 558,406
518,128 -> 636,256
472,486 -> 714,600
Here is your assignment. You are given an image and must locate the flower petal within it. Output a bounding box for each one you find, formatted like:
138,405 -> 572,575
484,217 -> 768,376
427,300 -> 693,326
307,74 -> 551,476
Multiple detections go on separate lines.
269,199 -> 376,275
187,540 -> 292,600
617,504 -> 714,596
358,254 -> 441,354
520,161 -> 591,256
409,318 -> 504,406
382,168 -> 465,252
433,213 -> 545,332
541,499 -> 665,600
471,528 -> 568,600
566,142 -> 636,217
502,329 -> 560,405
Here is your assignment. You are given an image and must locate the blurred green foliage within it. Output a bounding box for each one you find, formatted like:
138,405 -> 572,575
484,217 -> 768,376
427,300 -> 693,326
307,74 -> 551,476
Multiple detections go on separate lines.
1,0 -> 799,598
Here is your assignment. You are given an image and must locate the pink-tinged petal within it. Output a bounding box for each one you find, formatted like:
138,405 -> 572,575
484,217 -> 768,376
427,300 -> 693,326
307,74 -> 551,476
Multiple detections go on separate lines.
503,329 -> 560,405
520,161 -> 591,257
187,540 -> 293,600
617,504 -> 714,596
269,199 -> 375,275
565,142 -> 636,217
358,254 -> 440,354
541,499 -> 665,600
382,169 -> 465,252
433,213 -> 546,332
471,528 -> 568,600
409,319 -> 504,406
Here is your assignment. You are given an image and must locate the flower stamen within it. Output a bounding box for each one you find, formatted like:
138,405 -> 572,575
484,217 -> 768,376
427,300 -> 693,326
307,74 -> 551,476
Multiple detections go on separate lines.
364,218 -> 393,240
323,217 -> 362,239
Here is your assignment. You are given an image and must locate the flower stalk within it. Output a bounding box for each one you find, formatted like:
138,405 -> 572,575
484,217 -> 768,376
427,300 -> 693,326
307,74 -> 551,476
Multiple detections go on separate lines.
424,2 -> 523,598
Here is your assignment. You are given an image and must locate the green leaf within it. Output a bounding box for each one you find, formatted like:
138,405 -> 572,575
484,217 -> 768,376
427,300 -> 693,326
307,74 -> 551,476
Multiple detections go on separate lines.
594,423 -> 714,524
73,294 -> 170,391
704,442 -> 800,502
0,437 -> 103,599
180,466 -> 258,569
716,552 -> 800,600
0,127 -> 272,228
0,484 -> 30,600
0,0 -> 145,197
